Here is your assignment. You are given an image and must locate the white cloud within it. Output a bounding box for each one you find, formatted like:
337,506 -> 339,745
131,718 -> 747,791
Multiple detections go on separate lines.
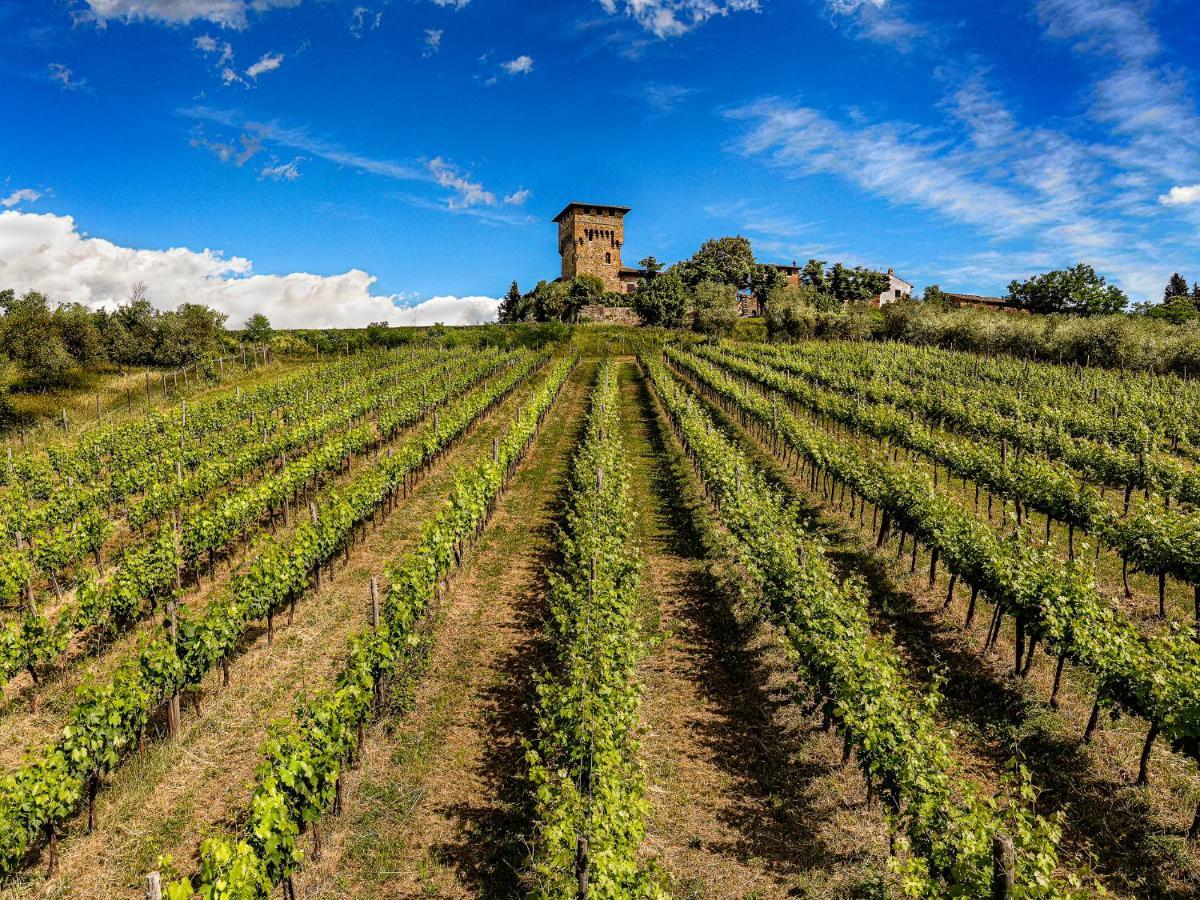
259,157 -> 303,181
430,0 -> 470,8
704,200 -> 835,264
1,189 -> 43,209
828,0 -> 885,10
0,210 -> 497,328
48,63 -> 86,91
503,188 -> 532,206
392,295 -> 499,325
824,0 -> 919,45
636,82 -> 697,117
245,52 -> 284,79
597,0 -> 759,38
1035,0 -> 1200,193
1035,0 -> 1159,63
184,106 -> 425,180
1160,185 -> 1200,206
729,99 -> 1043,235
194,34 -> 235,63
501,55 -> 534,76
351,6 -> 383,37
423,28 -> 443,56
183,108 -> 524,215
427,157 -> 496,208
703,200 -> 817,242
726,91 -> 1198,299
191,130 -> 262,166
79,0 -> 301,28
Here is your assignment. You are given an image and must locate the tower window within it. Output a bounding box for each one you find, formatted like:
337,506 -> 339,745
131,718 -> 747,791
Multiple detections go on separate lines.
606,252 -> 612,264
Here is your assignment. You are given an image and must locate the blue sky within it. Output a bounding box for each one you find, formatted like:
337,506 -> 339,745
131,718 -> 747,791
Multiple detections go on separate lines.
1,0 -> 1198,325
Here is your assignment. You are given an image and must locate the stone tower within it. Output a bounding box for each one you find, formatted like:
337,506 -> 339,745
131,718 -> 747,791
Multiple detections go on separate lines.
553,202 -> 631,293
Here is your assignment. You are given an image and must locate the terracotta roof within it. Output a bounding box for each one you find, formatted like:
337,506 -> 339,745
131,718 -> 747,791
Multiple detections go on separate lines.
945,292 -> 1008,306
552,202 -> 632,223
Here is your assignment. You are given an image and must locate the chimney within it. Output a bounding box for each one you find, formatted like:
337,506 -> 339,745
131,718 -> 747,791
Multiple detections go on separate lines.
887,267 -> 894,276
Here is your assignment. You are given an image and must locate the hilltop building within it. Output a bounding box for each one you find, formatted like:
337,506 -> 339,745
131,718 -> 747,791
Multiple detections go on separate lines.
879,269 -> 912,305
939,292 -> 1026,314
551,201 -> 909,316
554,202 -> 645,295
743,264 -> 911,315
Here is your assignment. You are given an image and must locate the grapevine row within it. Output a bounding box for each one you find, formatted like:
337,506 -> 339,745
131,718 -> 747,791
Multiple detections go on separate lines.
525,360 -> 661,898
742,338 -> 1200,453
0,351 -> 384,503
0,350 -> 515,692
0,347 -> 553,875
641,354 -> 1076,897
669,348 -> 1200,806
0,349 -> 466,609
161,353 -> 576,899
1,349 -> 436,540
769,341 -> 1189,453
693,345 -> 1200,620
726,341 -> 1200,504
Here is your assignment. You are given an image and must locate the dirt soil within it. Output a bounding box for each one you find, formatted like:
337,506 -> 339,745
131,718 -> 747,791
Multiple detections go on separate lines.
628,361 -> 889,900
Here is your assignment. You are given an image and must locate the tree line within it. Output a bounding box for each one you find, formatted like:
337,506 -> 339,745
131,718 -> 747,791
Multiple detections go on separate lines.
1142,272 -> 1200,322
0,285 -> 280,389
497,235 -> 894,335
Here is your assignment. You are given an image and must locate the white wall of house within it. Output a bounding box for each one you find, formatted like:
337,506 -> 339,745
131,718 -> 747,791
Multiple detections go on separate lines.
877,271 -> 912,306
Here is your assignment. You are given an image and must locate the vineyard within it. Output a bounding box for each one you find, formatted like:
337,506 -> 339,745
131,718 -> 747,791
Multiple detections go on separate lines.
1,332 -> 1200,899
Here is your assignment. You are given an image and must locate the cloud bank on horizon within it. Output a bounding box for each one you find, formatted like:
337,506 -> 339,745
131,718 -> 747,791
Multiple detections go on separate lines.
0,211 -> 499,328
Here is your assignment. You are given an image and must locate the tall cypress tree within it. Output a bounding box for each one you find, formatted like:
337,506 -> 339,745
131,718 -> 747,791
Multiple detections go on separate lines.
1164,272 -> 1191,305
498,280 -> 521,323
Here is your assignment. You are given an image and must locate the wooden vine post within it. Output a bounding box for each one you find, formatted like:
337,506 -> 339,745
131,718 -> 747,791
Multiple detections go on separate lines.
991,833 -> 1014,899
310,502 -> 322,591
576,835 -> 589,899
146,871 -> 162,900
167,526 -> 183,739
166,598 -> 181,739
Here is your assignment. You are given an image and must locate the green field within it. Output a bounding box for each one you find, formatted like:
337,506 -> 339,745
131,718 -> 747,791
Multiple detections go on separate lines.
0,330 -> 1197,899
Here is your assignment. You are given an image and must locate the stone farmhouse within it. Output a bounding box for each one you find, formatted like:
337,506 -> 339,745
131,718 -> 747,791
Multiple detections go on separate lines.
552,201 -> 911,318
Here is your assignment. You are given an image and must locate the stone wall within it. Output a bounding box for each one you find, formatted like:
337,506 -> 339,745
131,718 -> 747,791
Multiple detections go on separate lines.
578,305 -> 643,326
